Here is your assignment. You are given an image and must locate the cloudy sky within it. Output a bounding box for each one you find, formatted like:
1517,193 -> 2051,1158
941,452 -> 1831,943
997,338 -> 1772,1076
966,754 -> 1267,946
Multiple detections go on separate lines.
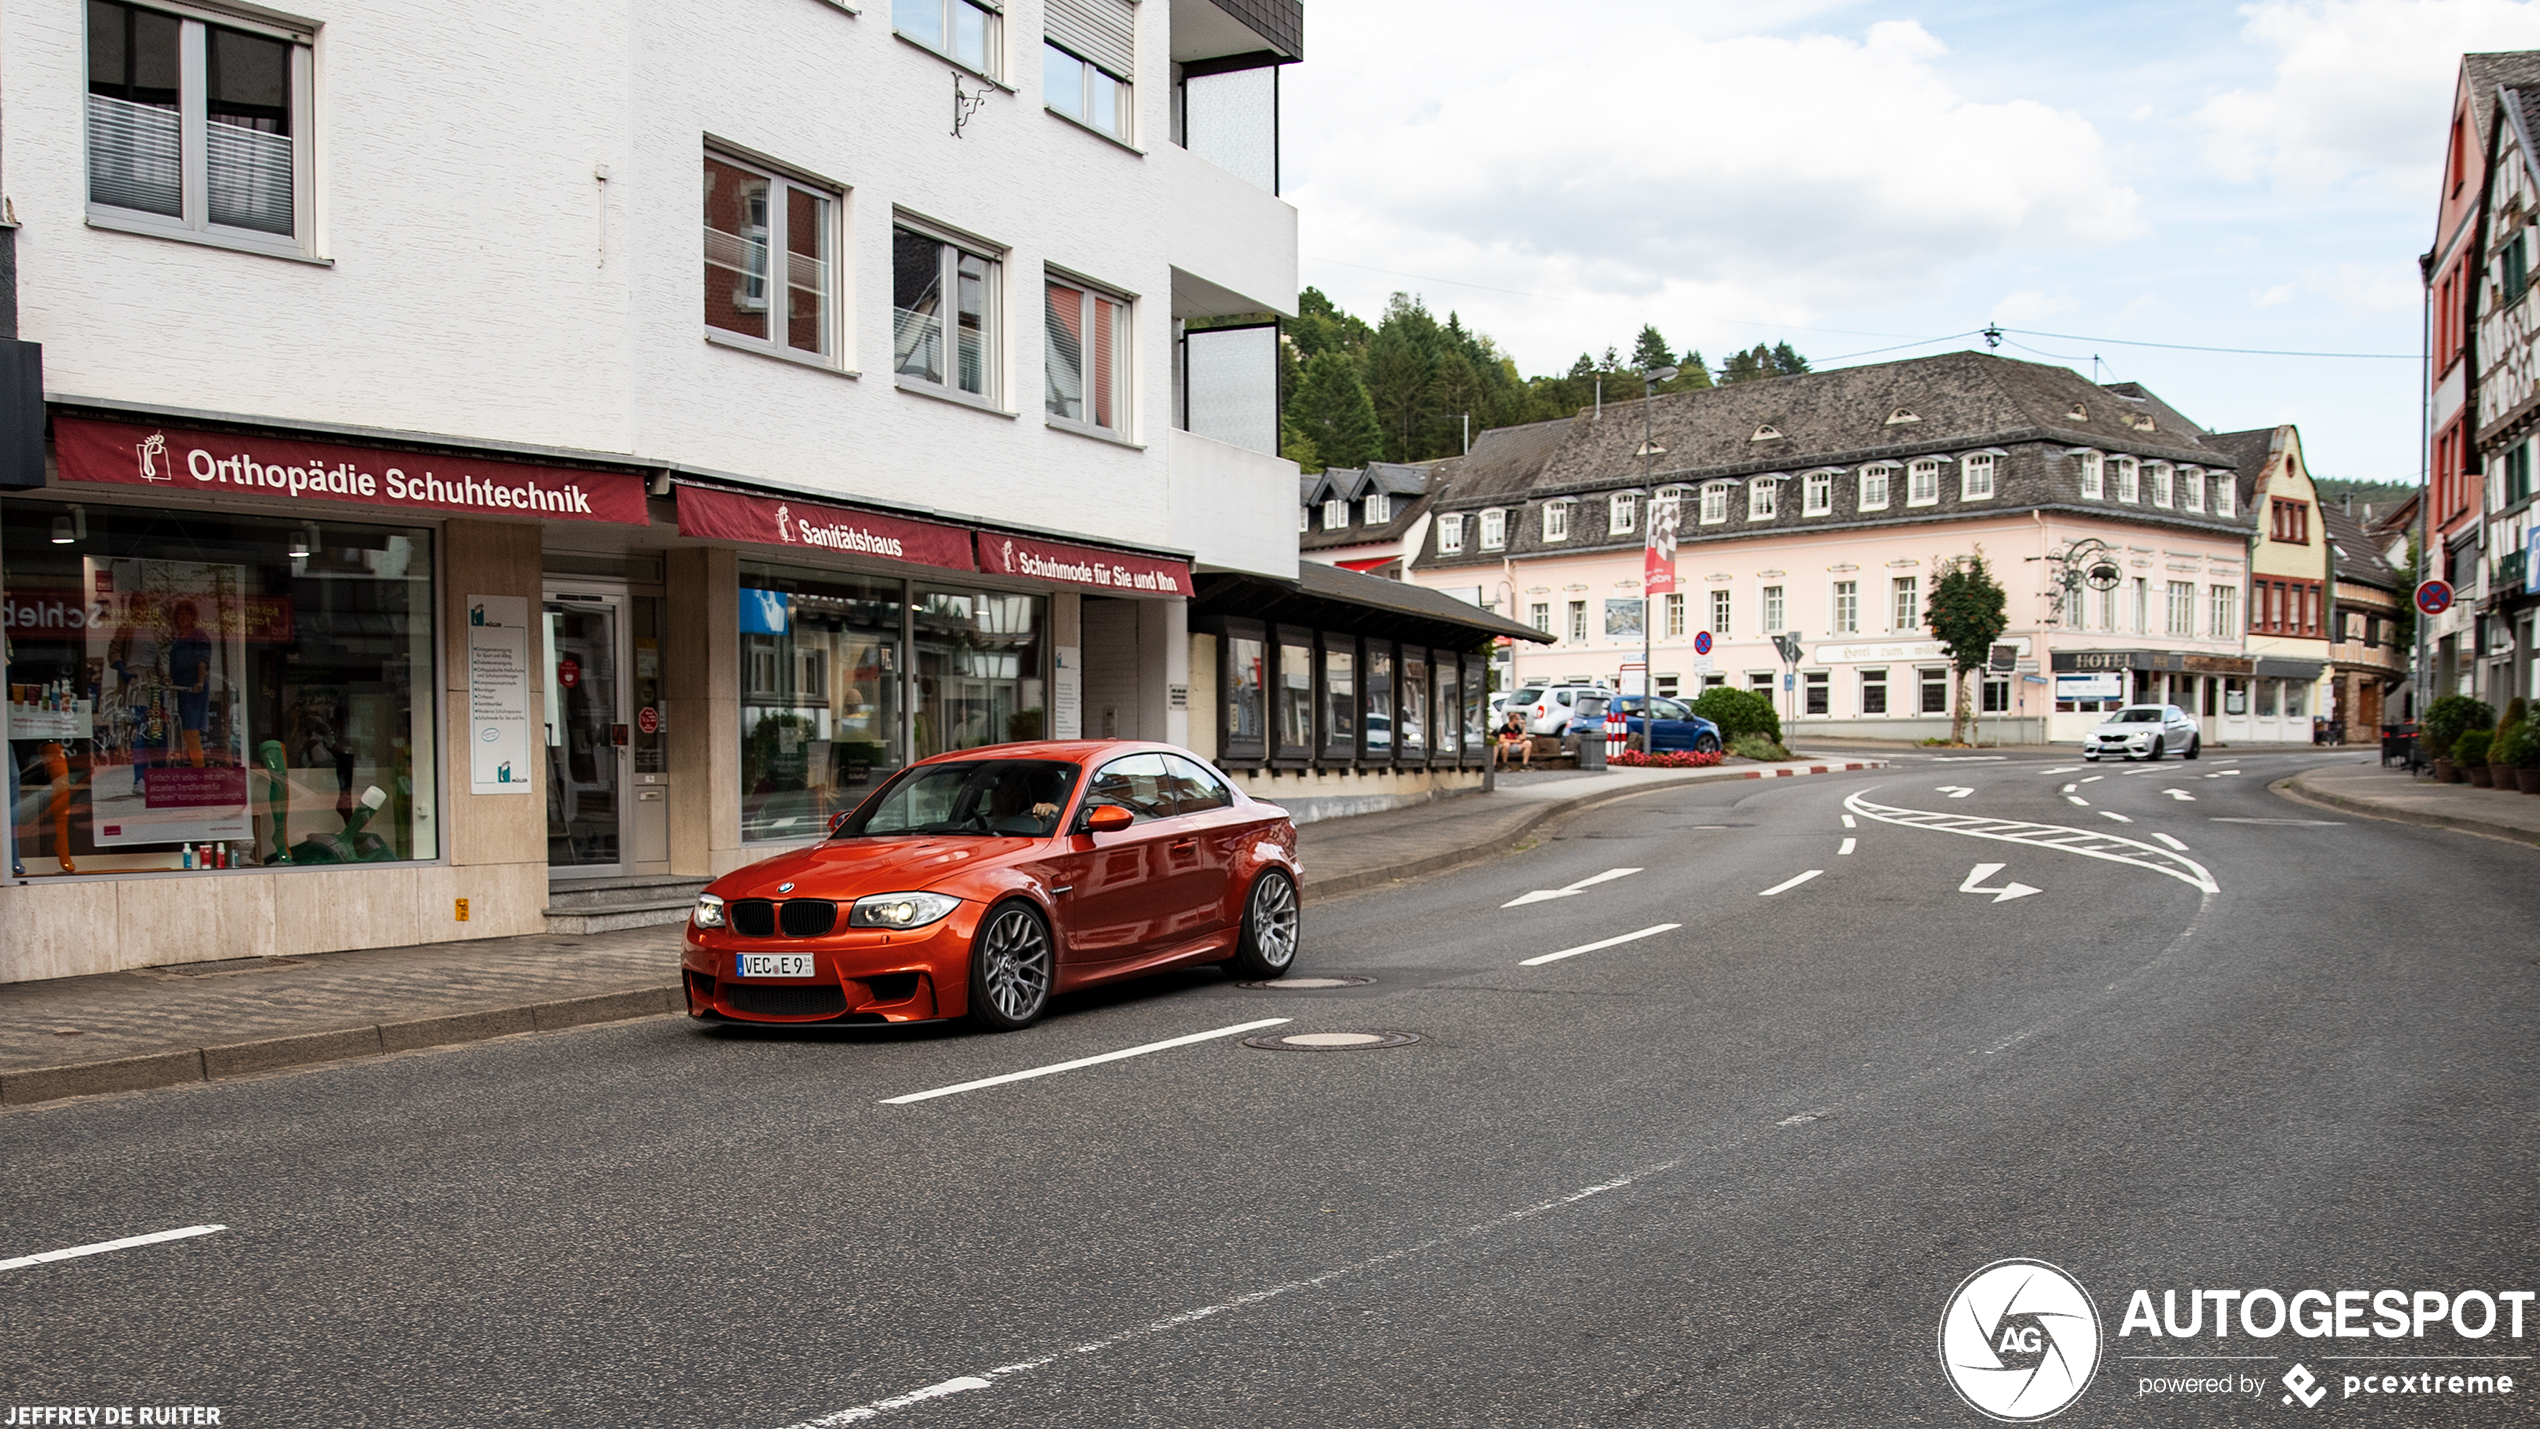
1284,0 -> 2540,483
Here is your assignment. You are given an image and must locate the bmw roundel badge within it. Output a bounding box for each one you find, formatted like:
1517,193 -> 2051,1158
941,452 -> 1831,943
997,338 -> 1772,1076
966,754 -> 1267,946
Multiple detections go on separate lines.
778,882 -> 795,893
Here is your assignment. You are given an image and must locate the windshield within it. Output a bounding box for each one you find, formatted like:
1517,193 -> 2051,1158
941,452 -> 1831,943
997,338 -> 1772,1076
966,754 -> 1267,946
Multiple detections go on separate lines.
1576,696 -> 1608,719
2111,709 -> 2163,723
837,759 -> 1080,838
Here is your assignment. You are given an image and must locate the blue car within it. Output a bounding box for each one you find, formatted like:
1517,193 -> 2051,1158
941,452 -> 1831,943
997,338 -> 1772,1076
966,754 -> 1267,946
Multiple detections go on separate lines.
1563,695 -> 1724,755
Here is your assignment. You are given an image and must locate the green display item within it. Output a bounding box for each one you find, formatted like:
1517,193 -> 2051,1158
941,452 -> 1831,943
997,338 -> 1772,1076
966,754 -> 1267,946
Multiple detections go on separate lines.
290,785 -> 394,864
257,741 -> 292,864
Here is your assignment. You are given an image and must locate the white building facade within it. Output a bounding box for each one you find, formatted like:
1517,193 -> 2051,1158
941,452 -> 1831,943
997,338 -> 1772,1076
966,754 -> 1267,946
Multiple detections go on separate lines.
0,0 -> 1304,980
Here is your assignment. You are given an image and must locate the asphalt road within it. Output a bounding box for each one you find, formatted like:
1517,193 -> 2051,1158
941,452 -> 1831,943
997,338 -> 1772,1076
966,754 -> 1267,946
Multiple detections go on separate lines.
2,750 -> 2533,1427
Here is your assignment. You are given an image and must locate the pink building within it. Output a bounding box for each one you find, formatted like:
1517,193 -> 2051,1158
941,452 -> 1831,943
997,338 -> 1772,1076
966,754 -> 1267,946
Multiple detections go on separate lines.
1408,352 -> 2317,745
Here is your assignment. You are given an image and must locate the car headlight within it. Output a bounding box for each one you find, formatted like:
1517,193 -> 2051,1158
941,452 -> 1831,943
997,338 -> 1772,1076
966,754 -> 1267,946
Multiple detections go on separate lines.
848,892 -> 961,929
691,893 -> 726,929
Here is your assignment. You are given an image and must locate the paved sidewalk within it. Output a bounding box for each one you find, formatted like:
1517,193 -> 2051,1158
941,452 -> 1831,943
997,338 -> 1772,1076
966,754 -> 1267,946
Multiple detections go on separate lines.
0,755 -> 1884,1107
2280,758 -> 2540,848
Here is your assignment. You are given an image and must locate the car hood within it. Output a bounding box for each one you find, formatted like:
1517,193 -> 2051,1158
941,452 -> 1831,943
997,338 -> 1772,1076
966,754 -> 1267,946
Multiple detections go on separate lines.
709,836 -> 1042,900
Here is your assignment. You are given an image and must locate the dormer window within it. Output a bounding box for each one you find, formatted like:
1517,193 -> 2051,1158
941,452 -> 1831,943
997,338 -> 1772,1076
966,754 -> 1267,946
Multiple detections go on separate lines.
1803,471 -> 1833,515
2074,450 -> 2104,499
1323,498 -> 1347,528
1480,508 -> 1507,550
1654,486 -> 1685,524
2149,462 -> 2173,508
1960,453 -> 1996,500
2114,456 -> 2140,503
1748,478 -> 1780,520
1542,499 -> 1572,542
1751,423 -> 1784,442
1859,463 -> 1893,511
2126,412 -> 2157,433
1437,513 -> 1465,554
1700,482 -> 1731,525
1363,492 -> 1391,525
1610,492 -> 1637,536
1907,458 -> 1941,507
1886,407 -> 1920,425
2066,402 -> 2089,422
2181,466 -> 2206,513
2216,477 -> 2236,518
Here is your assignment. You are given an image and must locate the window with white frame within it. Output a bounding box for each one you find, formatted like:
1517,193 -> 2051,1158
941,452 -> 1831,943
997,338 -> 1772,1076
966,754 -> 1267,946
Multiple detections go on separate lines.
1566,600 -> 1587,642
2063,583 -> 2084,628
897,0 -> 1001,77
1610,492 -> 1637,536
1804,471 -> 1833,515
2167,580 -> 2193,636
1665,593 -> 1685,637
1858,464 -> 1892,511
1710,589 -> 1732,636
1891,576 -> 1918,633
1655,486 -> 1685,524
1364,492 -> 1391,525
1749,479 -> 1779,520
2114,456 -> 2140,503
1907,459 -> 1941,506
1297,506 -> 1309,533
2181,466 -> 2206,513
1763,585 -> 1785,632
1529,602 -> 1551,634
2076,450 -> 2105,499
1833,580 -> 1859,634
1480,508 -> 1507,550
86,0 -> 313,256
1044,44 -> 1130,140
2149,462 -> 2173,508
1436,513 -> 1465,554
1700,483 -> 1730,525
2215,476 -> 2236,518
1960,453 -> 1996,500
2209,584 -> 2237,639
894,223 -> 1001,403
1321,498 -> 1346,529
705,154 -> 839,362
1543,500 -> 1571,542
1045,275 -> 1130,432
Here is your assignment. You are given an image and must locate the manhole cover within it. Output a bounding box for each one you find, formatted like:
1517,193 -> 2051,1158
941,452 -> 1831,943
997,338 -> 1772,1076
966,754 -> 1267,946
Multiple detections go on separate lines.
1236,975 -> 1375,990
1242,1030 -> 1421,1051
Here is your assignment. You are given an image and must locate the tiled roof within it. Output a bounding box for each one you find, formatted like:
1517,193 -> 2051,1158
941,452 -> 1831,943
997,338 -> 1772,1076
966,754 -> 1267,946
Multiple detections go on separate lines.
1417,351 -> 2252,570
1300,462 -> 1441,551
2466,52 -> 2540,144
2203,427 -> 2278,517
2322,505 -> 2403,591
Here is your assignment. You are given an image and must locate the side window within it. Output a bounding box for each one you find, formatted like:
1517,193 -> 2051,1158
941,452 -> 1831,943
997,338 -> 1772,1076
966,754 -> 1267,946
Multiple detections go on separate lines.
1086,753 -> 1173,821
1162,755 -> 1234,815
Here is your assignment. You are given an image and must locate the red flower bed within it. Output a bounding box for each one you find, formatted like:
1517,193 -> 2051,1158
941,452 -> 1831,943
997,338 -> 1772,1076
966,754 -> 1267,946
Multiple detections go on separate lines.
1607,748 -> 1725,768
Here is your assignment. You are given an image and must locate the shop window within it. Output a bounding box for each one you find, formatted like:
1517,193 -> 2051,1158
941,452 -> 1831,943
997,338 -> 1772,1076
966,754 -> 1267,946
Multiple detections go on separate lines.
894,223 -> 1001,405
1219,619 -> 1266,763
1319,636 -> 1356,761
914,587 -> 1044,760
86,0 -> 313,258
704,153 -> 839,364
4,501 -> 435,876
2256,680 -> 2277,718
1919,667 -> 1949,715
2286,682 -> 2308,719
896,0 -> 1001,77
2223,677 -> 2247,716
1399,648 -> 1429,759
1463,656 -> 1488,759
1435,661 -> 1460,760
1361,641 -> 1394,761
1981,676 -> 2009,714
1273,625 -> 1313,761
1803,670 -> 1829,715
1045,276 -> 1131,434
739,567 -> 905,844
1860,668 -> 1888,715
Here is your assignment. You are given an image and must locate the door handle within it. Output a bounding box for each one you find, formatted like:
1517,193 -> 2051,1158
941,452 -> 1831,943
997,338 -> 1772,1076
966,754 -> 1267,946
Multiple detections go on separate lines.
1170,839 -> 1199,852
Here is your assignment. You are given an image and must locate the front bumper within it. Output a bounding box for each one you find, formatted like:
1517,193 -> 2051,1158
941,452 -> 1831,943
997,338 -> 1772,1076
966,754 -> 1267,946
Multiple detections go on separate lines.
682,908 -> 977,1024
2082,735 -> 2156,759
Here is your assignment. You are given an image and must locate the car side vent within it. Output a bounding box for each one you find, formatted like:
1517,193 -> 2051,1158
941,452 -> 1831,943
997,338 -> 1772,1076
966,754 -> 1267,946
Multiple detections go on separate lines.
861,971 -> 922,1004
729,899 -> 777,937
779,899 -> 839,938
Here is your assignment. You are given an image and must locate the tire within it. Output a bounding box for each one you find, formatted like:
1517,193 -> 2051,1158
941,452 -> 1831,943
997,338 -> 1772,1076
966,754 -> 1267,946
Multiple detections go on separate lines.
2146,738 -> 2164,761
2185,735 -> 2201,760
1693,732 -> 1722,755
1224,868 -> 1300,979
967,902 -> 1054,1030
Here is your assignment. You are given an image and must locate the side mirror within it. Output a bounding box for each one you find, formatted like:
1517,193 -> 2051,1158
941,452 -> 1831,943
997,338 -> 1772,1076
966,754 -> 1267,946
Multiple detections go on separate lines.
1085,805 -> 1134,834
828,811 -> 852,835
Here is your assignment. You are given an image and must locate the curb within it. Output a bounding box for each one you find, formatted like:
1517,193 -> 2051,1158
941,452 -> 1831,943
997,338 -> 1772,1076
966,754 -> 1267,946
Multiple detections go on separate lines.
0,986 -> 681,1108
1305,760 -> 1885,901
2277,772 -> 2540,850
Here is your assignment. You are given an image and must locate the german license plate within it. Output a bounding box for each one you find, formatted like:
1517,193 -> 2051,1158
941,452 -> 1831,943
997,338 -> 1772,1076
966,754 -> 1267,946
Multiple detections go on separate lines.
735,953 -> 815,979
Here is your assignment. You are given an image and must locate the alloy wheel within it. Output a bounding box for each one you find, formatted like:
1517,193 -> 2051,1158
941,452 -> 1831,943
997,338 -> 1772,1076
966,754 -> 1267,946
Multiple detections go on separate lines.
1250,873 -> 1300,970
979,907 -> 1052,1021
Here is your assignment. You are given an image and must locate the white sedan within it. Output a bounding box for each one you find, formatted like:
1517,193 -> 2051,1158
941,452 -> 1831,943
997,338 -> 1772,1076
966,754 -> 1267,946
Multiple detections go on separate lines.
2082,704 -> 2201,761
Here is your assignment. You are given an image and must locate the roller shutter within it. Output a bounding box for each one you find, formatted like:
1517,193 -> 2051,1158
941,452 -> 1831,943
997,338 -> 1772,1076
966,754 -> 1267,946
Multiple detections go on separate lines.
1045,0 -> 1134,78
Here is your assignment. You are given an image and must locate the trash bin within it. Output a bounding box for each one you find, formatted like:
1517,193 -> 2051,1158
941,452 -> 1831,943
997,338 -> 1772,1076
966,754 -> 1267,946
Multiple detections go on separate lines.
1577,733 -> 1606,770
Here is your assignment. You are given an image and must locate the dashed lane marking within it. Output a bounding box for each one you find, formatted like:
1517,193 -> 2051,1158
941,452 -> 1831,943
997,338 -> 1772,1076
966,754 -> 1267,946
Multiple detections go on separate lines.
2065,795 -> 2089,807
1519,923 -> 1683,967
1838,837 -> 1857,856
2062,783 -> 2079,793
1758,870 -> 1825,896
1841,814 -> 1858,829
2081,775 -> 2105,783
1936,786 -> 1975,798
1502,867 -> 1644,909
1842,790 -> 2220,893
2100,810 -> 2134,824
880,1020 -> 1291,1105
0,1224 -> 226,1273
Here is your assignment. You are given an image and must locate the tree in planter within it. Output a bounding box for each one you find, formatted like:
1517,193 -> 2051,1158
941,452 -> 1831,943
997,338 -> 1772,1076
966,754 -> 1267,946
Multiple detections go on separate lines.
1924,549 -> 2009,744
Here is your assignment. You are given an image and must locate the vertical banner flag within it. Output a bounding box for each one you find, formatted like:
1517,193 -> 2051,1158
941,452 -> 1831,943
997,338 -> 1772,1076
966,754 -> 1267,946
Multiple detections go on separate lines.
1644,493 -> 1680,596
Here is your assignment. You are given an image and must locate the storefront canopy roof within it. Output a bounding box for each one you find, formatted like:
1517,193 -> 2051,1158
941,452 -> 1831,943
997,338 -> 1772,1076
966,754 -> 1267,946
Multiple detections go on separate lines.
1194,561 -> 1552,653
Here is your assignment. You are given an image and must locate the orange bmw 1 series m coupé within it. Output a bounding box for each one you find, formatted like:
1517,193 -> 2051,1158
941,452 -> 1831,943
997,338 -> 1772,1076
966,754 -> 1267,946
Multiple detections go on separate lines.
682,741 -> 1301,1030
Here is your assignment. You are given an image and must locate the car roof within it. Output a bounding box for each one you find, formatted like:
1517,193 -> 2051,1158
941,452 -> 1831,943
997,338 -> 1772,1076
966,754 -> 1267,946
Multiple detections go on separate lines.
908,739 -> 1200,769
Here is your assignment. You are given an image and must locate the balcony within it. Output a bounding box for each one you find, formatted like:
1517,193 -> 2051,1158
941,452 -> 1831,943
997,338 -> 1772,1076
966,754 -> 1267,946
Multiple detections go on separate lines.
1164,141 -> 1297,320
1171,427 -> 1298,580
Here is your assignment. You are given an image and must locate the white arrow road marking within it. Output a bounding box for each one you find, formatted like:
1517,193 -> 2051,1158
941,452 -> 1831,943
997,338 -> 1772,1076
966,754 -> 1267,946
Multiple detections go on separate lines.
1936,786 -> 1975,798
2164,788 -> 2196,801
2153,833 -> 2191,851
2065,795 -> 2089,806
1838,837 -> 1857,855
1758,870 -> 1824,896
2100,810 -> 2133,823
0,1224 -> 226,1273
1501,866 -> 1644,908
1842,790 -> 2220,892
1519,923 -> 1683,966
1958,862 -> 2042,903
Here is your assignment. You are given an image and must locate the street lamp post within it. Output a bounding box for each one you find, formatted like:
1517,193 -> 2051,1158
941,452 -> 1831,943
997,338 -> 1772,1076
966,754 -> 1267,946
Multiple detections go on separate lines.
1638,365 -> 1679,737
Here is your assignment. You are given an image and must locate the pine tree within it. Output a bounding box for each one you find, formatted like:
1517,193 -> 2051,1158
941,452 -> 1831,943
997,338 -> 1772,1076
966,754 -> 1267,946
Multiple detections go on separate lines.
1925,550 -> 2009,744
1677,350 -> 1715,388
1721,346 -> 1769,383
1770,341 -> 1811,376
1365,294 -> 1446,462
1631,325 -> 1675,373
1291,350 -> 1383,473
